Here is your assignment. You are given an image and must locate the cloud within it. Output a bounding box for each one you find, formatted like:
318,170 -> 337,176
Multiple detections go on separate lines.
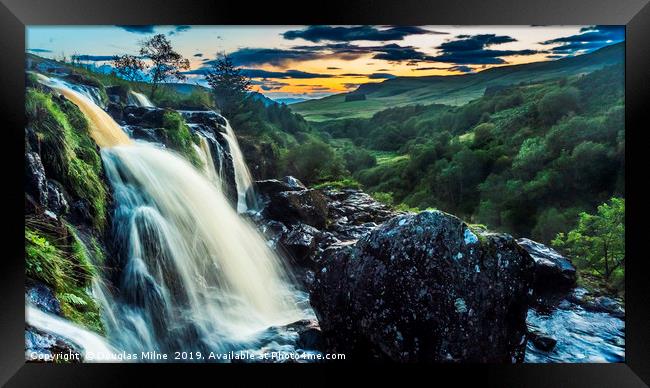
194,53 -> 203,57
251,79 -> 290,91
117,25 -> 155,34
223,48 -> 324,67
71,54 -> 117,62
27,48 -> 52,53
283,25 -> 445,43
371,43 -> 433,62
169,25 -> 191,36
541,25 -> 624,55
241,68 -> 335,79
368,72 -> 396,79
327,66 -> 341,70
433,34 -> 539,64
412,65 -> 475,73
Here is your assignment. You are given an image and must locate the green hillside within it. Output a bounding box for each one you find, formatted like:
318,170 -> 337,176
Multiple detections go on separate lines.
291,43 -> 623,121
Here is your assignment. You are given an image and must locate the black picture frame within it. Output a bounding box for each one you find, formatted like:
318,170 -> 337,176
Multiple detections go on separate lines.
1,0 -> 649,386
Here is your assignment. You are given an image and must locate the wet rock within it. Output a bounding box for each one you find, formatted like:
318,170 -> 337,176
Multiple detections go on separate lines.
25,152 -> 49,207
25,325 -> 82,363
288,319 -> 323,351
528,330 -> 557,352
26,281 -> 61,316
570,293 -> 626,319
261,188 -> 329,229
122,106 -> 165,127
281,224 -> 321,268
25,152 -> 70,216
310,210 -> 535,362
516,238 -> 576,293
256,178 -> 305,197
106,102 -> 124,122
105,85 -> 129,104
125,126 -> 165,143
178,110 -> 226,128
321,189 -> 394,244
46,180 -> 69,215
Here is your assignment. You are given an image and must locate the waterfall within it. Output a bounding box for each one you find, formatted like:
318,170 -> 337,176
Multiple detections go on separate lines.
221,119 -> 259,213
128,90 -> 155,108
31,75 -> 305,359
26,304 -> 117,361
193,132 -> 222,186
35,74 -> 131,148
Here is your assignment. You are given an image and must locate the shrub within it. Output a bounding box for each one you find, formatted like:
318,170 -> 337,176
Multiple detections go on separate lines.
161,111 -> 201,167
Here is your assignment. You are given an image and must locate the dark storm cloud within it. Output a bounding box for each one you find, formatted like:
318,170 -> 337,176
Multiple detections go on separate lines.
371,43 -> 433,62
433,34 -> 539,65
27,48 -> 52,53
222,48 -> 324,67
241,69 -> 335,79
541,25 -> 624,55
117,25 -> 155,34
283,25 -> 445,43
169,25 -> 191,36
71,54 -> 117,62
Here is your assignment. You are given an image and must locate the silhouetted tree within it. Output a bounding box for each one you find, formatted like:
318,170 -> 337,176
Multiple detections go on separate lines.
139,34 -> 190,98
204,56 -> 251,117
113,54 -> 147,82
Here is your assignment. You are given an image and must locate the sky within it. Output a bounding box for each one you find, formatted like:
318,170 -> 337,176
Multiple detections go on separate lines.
26,25 -> 624,101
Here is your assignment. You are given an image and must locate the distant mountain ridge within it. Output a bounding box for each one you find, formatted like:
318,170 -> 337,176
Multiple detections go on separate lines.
291,42 -> 624,121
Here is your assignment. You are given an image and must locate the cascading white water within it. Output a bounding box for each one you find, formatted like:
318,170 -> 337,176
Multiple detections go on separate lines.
128,90 -> 155,108
32,74 -> 305,360
221,119 -> 259,213
35,74 -> 131,148
193,133 -> 221,186
102,143 -> 302,354
26,304 -> 117,361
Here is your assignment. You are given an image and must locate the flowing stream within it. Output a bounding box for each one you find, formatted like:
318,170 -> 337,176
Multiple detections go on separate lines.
128,90 -> 155,108
34,75 -> 306,360
221,119 -> 259,213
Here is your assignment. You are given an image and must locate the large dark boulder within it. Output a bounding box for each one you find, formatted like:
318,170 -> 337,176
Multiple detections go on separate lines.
310,210 -> 535,362
516,238 -> 577,293
259,184 -> 329,229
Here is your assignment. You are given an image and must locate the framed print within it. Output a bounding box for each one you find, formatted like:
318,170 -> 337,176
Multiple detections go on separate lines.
1,0 -> 649,386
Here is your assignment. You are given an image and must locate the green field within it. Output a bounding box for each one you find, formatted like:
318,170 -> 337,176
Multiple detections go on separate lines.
291,43 -> 623,121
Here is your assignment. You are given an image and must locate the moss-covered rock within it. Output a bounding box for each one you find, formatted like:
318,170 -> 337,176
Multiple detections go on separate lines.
161,110 -> 201,166
25,221 -> 104,334
25,88 -> 108,229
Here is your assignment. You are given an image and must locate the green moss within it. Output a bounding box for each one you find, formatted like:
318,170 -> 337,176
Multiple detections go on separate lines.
26,88 -> 108,228
25,226 -> 104,334
161,111 -> 201,167
313,178 -> 361,190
